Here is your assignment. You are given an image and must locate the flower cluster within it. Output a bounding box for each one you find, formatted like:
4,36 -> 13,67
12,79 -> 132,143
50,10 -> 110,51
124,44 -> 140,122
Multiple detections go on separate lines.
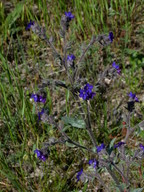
38,108 -> 45,121
60,12 -> 74,35
30,94 -> 46,103
34,149 -> 48,161
112,62 -> 121,75
67,54 -> 75,61
65,12 -> 74,21
114,141 -> 125,149
128,92 -> 139,102
76,168 -> 83,182
139,144 -> 144,152
109,32 -> 114,43
97,143 -> 105,153
26,21 -> 35,30
88,159 -> 98,168
97,32 -> 114,46
79,83 -> 96,100
30,94 -> 46,121
67,54 -> 75,68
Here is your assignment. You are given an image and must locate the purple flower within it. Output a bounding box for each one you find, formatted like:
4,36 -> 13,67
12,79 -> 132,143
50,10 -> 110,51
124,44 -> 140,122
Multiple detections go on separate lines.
88,159 -> 98,168
34,149 -> 42,157
26,21 -> 35,30
38,108 -> 45,121
76,168 -> 83,182
79,83 -> 96,100
114,141 -> 125,149
139,144 -> 144,151
67,54 -> 75,61
88,159 -> 93,165
30,94 -> 46,103
67,54 -> 76,68
109,32 -> 114,43
40,155 -> 47,161
112,62 -> 121,75
97,143 -> 105,153
34,149 -> 47,161
128,92 -> 139,102
65,12 -> 74,21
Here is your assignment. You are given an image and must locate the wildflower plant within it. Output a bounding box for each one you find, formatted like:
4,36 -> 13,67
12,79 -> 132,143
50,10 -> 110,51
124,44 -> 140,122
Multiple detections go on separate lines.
27,11 -> 144,192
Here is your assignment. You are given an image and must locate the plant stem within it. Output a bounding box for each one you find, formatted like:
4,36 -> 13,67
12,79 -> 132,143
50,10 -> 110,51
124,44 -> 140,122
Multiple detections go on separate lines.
76,98 -> 97,147
106,166 -> 123,192
74,36 -> 96,82
57,122 -> 97,154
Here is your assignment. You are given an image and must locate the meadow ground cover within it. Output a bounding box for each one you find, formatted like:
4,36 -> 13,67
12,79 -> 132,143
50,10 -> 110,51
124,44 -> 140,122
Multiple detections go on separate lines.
0,0 -> 144,191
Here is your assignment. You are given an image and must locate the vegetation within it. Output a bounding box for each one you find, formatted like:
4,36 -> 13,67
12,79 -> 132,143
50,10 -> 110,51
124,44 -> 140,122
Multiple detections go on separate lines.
0,0 -> 144,191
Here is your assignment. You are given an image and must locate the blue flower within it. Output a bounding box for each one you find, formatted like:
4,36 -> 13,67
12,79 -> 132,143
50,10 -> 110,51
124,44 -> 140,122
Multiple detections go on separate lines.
67,54 -> 76,68
109,32 -> 114,43
30,94 -> 46,103
139,144 -> 144,152
38,108 -> 45,121
26,21 -> 34,30
88,159 -> 98,168
128,92 -> 139,102
97,143 -> 105,153
79,83 -> 96,100
114,141 -> 125,149
34,149 -> 47,161
65,12 -> 74,21
67,54 -> 75,61
34,149 -> 41,157
88,159 -> 93,165
76,168 -> 83,182
40,155 -> 47,161
112,62 -> 121,75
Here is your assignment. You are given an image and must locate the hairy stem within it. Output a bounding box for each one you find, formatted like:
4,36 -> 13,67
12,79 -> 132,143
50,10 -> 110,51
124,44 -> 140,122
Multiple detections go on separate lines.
63,36 -> 73,85
45,37 -> 60,59
58,122 -> 97,154
74,36 -> 96,81
76,98 -> 97,147
106,167 -> 123,192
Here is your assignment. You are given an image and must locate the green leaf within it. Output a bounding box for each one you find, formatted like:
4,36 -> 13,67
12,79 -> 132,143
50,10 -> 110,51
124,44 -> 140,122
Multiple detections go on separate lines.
4,2 -> 24,39
62,116 -> 86,129
130,188 -> 144,192
109,138 -> 116,149
107,137 -> 116,155
5,2 -> 24,27
138,121 -> 144,130
65,141 -> 76,148
92,146 -> 96,153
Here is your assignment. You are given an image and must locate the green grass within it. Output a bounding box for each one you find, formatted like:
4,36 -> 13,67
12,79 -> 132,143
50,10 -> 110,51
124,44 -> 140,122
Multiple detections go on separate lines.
0,0 -> 144,191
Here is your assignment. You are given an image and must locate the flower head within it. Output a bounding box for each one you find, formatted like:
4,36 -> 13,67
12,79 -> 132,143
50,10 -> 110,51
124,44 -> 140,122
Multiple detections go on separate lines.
128,92 -> 139,102
114,141 -> 125,149
34,149 -> 48,161
40,155 -> 47,161
109,32 -> 114,43
76,168 -> 83,182
67,54 -> 75,61
26,21 -> 35,30
97,143 -> 105,153
38,108 -> 45,121
88,159 -> 98,168
34,149 -> 42,157
112,62 -> 121,75
139,144 -> 144,152
67,54 -> 76,68
30,94 -> 46,103
79,83 -> 96,100
65,12 -> 74,21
